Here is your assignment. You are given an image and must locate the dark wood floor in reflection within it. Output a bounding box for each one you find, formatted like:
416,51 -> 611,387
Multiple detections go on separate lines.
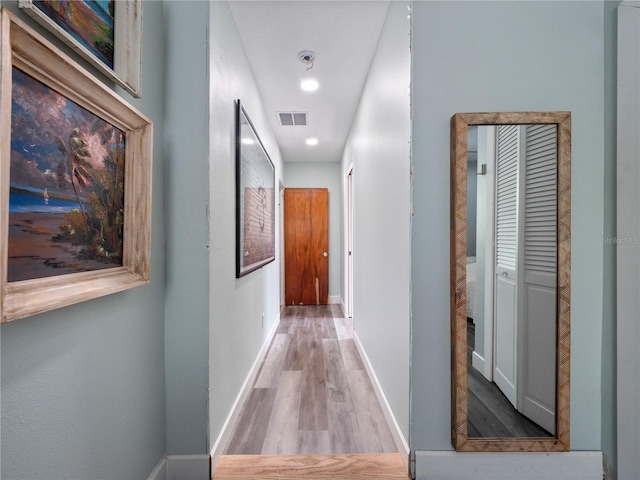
467,320 -> 553,438
225,305 -> 397,455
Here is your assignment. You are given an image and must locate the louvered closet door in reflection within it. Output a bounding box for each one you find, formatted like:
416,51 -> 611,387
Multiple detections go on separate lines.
493,124 -> 520,408
519,124 -> 557,434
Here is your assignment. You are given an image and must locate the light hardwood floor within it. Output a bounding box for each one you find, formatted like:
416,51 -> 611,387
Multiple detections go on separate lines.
224,305 -> 398,455
213,453 -> 409,479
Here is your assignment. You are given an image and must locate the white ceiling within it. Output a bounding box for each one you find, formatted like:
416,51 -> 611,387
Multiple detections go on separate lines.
230,1 -> 391,163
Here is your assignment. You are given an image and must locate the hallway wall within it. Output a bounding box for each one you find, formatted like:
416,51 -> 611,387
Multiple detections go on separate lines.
284,161 -> 342,304
411,0 -> 607,456
0,1 -> 167,478
341,1 -> 412,440
208,0 -> 285,451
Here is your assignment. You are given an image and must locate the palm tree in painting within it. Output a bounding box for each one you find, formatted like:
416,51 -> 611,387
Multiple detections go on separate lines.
55,128 -> 93,222
88,118 -> 125,258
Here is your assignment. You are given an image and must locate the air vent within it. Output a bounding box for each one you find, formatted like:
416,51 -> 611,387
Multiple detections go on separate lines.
277,112 -> 307,126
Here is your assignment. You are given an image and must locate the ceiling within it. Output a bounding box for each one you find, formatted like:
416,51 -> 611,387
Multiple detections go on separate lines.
229,1 -> 391,163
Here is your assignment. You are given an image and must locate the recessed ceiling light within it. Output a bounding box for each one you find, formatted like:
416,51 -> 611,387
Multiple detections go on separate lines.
242,138 -> 255,145
306,138 -> 318,146
301,79 -> 319,92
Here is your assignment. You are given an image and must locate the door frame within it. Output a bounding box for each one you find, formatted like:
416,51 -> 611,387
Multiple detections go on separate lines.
617,3 -> 640,478
346,165 -> 354,318
279,180 -> 285,309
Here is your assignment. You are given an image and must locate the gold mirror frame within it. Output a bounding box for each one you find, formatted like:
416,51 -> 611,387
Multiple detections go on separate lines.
450,112 -> 571,452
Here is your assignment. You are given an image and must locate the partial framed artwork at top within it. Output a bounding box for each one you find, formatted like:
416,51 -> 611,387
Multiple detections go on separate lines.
0,9 -> 153,323
236,100 -> 275,278
19,0 -> 142,98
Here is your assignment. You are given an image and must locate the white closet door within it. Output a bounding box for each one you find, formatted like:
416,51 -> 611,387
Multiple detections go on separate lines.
519,124 -> 557,433
493,124 -> 520,407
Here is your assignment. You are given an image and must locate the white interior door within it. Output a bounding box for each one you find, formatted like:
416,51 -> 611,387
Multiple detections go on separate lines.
518,124 -> 557,433
493,124 -> 520,408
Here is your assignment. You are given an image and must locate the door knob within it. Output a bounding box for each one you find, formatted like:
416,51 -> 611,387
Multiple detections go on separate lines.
323,252 -> 328,257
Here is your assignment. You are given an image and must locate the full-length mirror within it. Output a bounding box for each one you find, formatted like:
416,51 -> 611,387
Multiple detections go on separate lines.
450,112 -> 571,452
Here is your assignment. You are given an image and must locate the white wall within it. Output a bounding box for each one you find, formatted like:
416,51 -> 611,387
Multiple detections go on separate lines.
411,0 -> 606,456
284,161 -> 342,303
1,1 -> 167,478
341,0 -> 412,439
208,0 -> 284,449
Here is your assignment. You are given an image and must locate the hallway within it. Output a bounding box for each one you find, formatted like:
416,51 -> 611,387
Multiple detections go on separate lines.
224,305 -> 397,455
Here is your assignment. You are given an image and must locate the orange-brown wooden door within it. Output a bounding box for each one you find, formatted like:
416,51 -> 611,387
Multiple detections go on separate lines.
284,188 -> 329,305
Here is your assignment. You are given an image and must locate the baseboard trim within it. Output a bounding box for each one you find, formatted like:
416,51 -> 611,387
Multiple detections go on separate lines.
167,455 -> 210,480
414,451 -> 603,480
339,297 -> 347,317
209,313 -> 281,472
471,350 -> 485,374
353,332 -> 411,474
147,454 -> 210,480
329,295 -> 341,305
146,455 -> 167,480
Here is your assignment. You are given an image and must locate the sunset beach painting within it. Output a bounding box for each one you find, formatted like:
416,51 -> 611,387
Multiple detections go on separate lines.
33,0 -> 115,68
9,66 -> 126,282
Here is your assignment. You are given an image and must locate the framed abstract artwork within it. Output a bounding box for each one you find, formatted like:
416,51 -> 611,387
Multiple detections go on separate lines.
0,9 -> 153,322
235,100 -> 275,278
19,0 -> 142,98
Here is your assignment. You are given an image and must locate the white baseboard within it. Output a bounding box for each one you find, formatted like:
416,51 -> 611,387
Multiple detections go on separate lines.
471,350 -> 485,374
146,455 -> 167,480
339,297 -> 347,317
353,332 -> 411,474
147,455 -> 210,480
209,313 -> 281,472
415,451 -> 603,480
167,455 -> 210,480
329,295 -> 341,305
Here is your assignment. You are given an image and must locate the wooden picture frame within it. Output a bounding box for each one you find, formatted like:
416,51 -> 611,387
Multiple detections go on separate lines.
1,9 -> 153,323
19,0 -> 142,98
450,111 -> 571,452
235,100 -> 275,278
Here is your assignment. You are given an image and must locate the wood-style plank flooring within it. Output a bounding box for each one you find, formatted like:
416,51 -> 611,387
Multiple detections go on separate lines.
225,305 -> 397,455
467,320 -> 553,437
213,453 -> 409,480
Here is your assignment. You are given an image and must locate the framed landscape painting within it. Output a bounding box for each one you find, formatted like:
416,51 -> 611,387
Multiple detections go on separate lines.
19,0 -> 142,98
235,100 -> 275,278
0,10 -> 153,322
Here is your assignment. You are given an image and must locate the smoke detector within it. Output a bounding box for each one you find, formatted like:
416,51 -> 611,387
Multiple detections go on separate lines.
298,50 -> 316,68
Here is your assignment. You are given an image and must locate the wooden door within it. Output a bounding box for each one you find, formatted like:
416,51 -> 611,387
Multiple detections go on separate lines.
284,188 -> 329,305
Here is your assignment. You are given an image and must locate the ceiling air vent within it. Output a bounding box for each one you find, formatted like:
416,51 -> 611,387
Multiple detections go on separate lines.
278,112 -> 307,126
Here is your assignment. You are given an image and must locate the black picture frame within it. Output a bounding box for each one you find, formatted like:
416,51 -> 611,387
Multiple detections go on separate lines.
235,100 -> 275,278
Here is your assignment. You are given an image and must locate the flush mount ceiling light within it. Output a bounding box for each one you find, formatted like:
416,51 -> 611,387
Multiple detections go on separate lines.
306,138 -> 319,146
300,79 -> 319,92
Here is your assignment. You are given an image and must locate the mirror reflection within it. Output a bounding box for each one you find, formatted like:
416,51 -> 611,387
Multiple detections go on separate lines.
465,124 -> 557,438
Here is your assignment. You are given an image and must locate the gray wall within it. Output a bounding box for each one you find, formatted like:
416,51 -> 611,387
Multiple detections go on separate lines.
602,1 -> 621,478
163,1 -> 211,454
284,162 -> 342,303
341,0 -> 412,439
411,0 -> 607,451
0,1 -> 167,478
